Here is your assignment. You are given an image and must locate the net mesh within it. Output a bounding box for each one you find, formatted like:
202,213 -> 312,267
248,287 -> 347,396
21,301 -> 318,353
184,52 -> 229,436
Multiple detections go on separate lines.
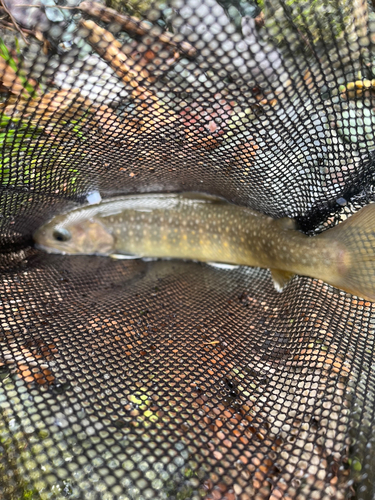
0,0 -> 375,498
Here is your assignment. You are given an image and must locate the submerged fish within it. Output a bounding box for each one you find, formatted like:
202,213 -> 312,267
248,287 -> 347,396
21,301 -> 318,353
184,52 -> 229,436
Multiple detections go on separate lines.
33,193 -> 375,301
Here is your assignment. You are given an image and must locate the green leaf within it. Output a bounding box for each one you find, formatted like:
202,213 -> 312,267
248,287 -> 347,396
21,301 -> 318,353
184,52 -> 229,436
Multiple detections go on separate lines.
0,37 -> 37,97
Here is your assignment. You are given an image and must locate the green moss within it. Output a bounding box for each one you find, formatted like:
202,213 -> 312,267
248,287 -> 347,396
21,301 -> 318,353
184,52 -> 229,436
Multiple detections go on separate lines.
261,0 -> 359,52
0,414 -> 42,500
0,111 -> 87,192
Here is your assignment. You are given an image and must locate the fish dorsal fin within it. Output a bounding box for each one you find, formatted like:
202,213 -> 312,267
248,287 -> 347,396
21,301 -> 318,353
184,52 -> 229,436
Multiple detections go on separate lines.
270,269 -> 295,292
180,192 -> 229,204
274,217 -> 297,231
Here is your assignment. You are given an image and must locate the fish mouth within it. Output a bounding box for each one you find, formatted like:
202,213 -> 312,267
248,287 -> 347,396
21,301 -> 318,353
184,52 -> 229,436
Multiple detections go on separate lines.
34,241 -> 113,257
34,242 -> 70,255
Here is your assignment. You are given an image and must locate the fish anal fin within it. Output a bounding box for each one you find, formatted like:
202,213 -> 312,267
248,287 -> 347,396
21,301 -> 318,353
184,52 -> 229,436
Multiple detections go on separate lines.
270,269 -> 295,292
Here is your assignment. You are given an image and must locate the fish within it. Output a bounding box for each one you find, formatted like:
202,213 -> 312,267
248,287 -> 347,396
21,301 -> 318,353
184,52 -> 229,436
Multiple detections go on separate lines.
33,193 -> 375,301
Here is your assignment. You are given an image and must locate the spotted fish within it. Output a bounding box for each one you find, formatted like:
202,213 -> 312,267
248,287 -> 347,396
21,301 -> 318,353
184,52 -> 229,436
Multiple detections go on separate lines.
33,193 -> 375,301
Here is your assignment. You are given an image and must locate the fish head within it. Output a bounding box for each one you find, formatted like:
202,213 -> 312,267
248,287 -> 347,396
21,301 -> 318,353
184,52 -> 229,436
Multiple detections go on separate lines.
33,216 -> 115,255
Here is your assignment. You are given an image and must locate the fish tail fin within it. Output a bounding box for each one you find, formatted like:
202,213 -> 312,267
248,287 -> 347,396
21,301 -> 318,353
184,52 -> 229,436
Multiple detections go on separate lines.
318,203 -> 375,302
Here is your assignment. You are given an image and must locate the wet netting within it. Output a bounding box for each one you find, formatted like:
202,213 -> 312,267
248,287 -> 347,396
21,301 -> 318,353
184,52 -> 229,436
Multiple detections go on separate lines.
1,0 -> 375,499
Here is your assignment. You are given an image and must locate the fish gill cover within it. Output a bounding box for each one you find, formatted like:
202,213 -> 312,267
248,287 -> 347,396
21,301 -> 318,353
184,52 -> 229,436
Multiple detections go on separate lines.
0,0 -> 375,499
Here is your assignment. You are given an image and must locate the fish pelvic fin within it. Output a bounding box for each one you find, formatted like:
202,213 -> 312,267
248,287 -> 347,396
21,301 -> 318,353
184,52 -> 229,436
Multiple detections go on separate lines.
270,269 -> 295,292
318,203 -> 375,302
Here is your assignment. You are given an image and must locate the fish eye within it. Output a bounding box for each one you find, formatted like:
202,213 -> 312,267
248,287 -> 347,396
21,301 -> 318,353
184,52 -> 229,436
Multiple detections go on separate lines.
53,228 -> 72,242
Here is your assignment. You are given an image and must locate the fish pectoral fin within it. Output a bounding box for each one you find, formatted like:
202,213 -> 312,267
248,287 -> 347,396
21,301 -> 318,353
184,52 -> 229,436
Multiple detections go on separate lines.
109,253 -> 142,260
270,269 -> 295,292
